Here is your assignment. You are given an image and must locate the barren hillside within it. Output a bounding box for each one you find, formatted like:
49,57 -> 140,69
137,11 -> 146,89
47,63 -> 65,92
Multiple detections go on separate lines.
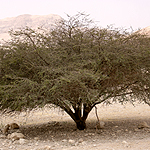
0,14 -> 149,41
138,26 -> 150,36
0,14 -> 61,41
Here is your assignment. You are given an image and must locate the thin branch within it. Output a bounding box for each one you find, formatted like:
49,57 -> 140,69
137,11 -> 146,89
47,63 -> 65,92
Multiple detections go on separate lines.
57,98 -> 76,122
91,94 -> 112,108
95,106 -> 100,122
91,91 -> 134,109
24,32 -> 50,66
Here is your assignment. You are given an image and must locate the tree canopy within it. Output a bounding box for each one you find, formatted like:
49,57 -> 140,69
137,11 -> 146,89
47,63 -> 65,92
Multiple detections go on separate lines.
0,13 -> 150,130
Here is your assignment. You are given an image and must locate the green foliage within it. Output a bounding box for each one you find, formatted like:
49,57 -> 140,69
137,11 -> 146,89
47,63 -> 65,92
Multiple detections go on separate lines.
1,13 -> 150,129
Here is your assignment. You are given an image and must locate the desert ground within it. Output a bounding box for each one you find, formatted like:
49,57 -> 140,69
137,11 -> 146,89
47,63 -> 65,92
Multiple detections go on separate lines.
0,102 -> 150,150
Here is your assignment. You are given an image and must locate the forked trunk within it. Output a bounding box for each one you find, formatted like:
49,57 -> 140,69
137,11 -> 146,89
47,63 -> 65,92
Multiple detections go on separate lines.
60,102 -> 92,130
73,104 -> 91,130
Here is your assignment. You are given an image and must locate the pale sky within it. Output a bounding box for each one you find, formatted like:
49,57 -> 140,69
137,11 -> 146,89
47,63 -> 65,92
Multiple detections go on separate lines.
1,0 -> 150,30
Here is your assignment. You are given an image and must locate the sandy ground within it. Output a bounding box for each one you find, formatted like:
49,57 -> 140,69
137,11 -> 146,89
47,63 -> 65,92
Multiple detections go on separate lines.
0,102 -> 150,150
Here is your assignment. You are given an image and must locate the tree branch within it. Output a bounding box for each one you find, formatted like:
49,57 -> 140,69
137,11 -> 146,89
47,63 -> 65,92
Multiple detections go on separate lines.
91,91 -> 134,109
56,98 -> 77,122
24,32 -> 50,66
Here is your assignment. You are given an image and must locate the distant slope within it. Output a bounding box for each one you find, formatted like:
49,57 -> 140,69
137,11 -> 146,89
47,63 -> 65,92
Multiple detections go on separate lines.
138,26 -> 150,36
0,14 -> 61,41
0,14 -> 149,41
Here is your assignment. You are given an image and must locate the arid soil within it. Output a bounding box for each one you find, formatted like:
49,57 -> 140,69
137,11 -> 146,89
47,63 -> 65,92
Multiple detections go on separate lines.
0,102 -> 150,150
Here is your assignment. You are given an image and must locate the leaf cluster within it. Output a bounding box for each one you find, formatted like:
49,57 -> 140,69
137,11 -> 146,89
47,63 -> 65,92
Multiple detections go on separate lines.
1,13 -> 150,112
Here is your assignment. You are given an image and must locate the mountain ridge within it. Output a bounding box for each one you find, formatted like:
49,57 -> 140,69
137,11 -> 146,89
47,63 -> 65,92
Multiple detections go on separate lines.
138,26 -> 150,36
0,14 -> 61,41
0,14 -> 150,41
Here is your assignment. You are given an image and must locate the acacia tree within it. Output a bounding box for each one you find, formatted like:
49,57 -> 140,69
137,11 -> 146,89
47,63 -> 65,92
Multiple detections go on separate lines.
0,13 -> 150,130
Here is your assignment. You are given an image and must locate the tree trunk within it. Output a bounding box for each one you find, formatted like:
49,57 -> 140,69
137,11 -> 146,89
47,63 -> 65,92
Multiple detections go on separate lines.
59,102 -> 92,130
73,104 -> 91,130
75,119 -> 86,130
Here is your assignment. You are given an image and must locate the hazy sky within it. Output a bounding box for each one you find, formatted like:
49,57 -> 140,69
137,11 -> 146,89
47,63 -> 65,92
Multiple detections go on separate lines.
1,0 -> 150,30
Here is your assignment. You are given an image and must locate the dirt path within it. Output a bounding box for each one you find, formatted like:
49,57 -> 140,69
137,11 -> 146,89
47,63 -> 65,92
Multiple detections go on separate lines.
0,102 -> 150,150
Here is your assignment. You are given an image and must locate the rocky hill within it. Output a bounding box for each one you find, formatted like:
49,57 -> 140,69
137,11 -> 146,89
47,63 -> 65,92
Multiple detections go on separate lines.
0,14 -> 149,41
138,26 -> 150,36
0,14 -> 61,41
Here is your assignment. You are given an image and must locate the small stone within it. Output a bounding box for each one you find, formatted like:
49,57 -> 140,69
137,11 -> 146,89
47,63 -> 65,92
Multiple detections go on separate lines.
134,128 -> 141,132
43,145 -> 52,150
12,136 -> 20,141
75,142 -> 79,146
28,143 -> 32,146
8,132 -> 25,140
81,141 -> 87,145
54,142 -> 60,146
138,121 -> 150,129
117,130 -> 122,133
9,129 -> 21,134
96,121 -> 105,129
9,123 -> 20,130
19,138 -> 26,144
2,142 -> 5,146
0,134 -> 7,139
12,140 -> 19,144
62,139 -> 67,142
122,141 -> 127,144
88,133 -> 95,136
28,143 -> 33,146
122,140 -> 129,147
111,133 -> 116,137
125,129 -> 128,132
34,137 -> 40,140
146,128 -> 150,132
78,138 -> 84,143
9,146 -> 13,149
68,139 -> 75,145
